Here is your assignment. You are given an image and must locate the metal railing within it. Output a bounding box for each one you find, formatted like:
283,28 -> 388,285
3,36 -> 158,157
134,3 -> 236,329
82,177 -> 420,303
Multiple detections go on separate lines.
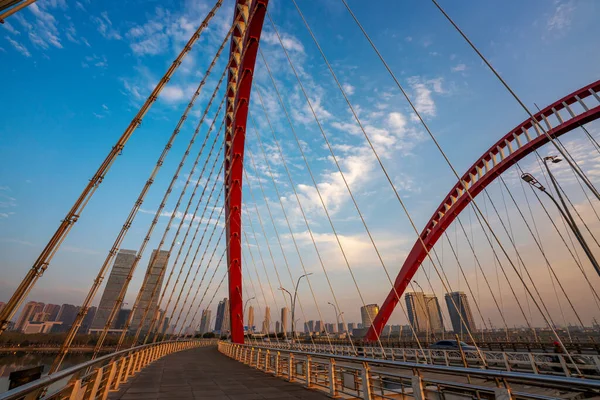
0,339 -> 217,400
219,341 -> 600,399
255,341 -> 600,378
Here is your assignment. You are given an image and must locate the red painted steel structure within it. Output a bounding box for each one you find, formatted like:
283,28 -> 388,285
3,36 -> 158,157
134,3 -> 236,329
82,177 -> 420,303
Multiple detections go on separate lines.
225,0 -> 268,344
366,81 -> 600,341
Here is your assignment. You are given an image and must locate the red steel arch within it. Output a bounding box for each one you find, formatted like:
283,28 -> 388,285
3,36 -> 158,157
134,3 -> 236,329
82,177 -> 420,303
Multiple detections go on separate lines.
225,0 -> 268,344
366,80 -> 600,342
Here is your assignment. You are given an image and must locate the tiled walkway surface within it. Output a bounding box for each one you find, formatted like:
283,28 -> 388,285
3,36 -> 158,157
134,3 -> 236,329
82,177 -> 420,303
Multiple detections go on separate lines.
109,346 -> 331,400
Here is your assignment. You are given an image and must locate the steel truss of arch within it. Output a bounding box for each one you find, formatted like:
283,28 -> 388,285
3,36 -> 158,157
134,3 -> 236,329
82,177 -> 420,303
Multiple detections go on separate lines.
225,0 -> 268,344
366,80 -> 600,342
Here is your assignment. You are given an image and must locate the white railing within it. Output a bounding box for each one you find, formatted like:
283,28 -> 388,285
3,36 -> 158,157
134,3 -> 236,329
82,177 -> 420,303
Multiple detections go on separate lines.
254,341 -> 600,378
219,341 -> 600,400
0,339 -> 217,400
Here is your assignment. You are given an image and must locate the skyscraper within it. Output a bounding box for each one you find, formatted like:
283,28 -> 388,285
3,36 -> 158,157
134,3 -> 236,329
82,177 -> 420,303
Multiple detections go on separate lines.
280,307 -> 288,335
361,304 -> 379,329
81,306 -> 97,334
445,292 -> 476,336
130,249 -> 169,333
262,306 -> 271,334
275,321 -> 280,334
91,249 -> 137,330
307,320 -> 314,333
199,309 -> 212,334
16,302 -> 44,331
314,320 -> 323,333
405,292 -> 444,333
247,306 -> 254,332
215,298 -> 230,333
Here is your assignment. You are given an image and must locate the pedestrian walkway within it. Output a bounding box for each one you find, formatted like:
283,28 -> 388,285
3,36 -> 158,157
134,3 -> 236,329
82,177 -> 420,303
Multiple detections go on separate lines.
109,346 -> 330,400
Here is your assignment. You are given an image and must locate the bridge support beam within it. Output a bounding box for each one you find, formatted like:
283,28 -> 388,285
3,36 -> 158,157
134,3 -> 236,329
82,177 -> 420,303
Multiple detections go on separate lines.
225,0 -> 268,344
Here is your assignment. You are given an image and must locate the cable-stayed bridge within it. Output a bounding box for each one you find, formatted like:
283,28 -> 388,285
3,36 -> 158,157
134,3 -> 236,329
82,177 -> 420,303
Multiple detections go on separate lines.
1,0 -> 600,399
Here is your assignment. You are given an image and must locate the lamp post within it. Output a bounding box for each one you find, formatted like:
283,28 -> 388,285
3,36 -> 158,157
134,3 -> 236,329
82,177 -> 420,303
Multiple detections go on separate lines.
279,272 -> 313,341
521,168 -> 600,277
328,302 -> 344,335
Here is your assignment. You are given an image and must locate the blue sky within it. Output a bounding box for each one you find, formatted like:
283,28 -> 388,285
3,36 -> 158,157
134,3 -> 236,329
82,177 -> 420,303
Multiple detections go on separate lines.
1,0 -> 600,332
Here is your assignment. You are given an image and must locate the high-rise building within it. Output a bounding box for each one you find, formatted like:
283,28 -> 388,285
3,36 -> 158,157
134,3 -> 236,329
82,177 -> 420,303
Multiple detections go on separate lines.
91,249 -> 137,330
280,307 -> 288,335
199,309 -> 212,334
56,304 -> 79,332
405,292 -> 444,333
275,321 -> 280,334
262,307 -> 271,334
361,304 -> 379,329
347,322 -> 356,331
325,323 -> 335,333
43,304 -> 61,321
314,320 -> 323,333
16,302 -> 44,331
215,298 -> 230,333
307,320 -> 314,333
247,306 -> 254,332
81,306 -> 97,333
130,249 -> 169,333
115,309 -> 131,329
445,292 -> 476,335
338,322 -> 346,333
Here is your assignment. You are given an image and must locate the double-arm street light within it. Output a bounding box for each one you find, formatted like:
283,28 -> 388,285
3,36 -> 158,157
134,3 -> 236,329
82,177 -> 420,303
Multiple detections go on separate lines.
521,156 -> 600,277
280,273 -> 313,341
327,302 -> 344,334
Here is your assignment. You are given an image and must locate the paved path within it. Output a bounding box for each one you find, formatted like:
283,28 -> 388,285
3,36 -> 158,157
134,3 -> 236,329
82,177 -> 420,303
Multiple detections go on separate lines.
109,346 -> 330,400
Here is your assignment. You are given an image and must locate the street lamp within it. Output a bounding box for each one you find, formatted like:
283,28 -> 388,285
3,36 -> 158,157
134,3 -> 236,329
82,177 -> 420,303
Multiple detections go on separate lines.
244,296 -> 255,333
521,166 -> 600,277
328,302 -> 344,335
279,272 -> 313,341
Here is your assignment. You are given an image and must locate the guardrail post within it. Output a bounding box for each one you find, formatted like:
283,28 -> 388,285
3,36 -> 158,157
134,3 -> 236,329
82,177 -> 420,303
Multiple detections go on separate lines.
87,366 -> 104,399
328,358 -> 337,397
275,351 -> 280,376
256,349 -> 261,369
361,362 -> 372,400
494,387 -> 513,400
102,362 -> 118,400
68,378 -> 83,400
306,356 -> 311,388
265,350 -> 270,372
288,354 -> 294,382
411,372 -> 425,400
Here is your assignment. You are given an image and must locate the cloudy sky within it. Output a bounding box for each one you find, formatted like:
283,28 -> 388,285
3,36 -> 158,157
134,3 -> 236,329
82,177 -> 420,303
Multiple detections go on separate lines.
1,0 -> 600,334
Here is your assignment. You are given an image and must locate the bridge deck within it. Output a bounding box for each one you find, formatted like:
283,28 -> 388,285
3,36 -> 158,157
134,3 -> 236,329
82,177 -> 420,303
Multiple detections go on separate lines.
109,346 -> 329,400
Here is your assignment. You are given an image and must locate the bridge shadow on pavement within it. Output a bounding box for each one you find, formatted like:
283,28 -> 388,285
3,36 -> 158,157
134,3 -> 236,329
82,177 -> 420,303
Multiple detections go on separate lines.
109,346 -> 330,400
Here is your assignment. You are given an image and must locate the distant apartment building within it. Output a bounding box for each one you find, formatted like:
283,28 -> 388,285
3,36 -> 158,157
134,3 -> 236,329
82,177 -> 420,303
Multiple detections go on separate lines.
262,307 -> 271,334
130,249 -> 169,333
445,291 -> 476,336
280,307 -> 288,335
43,304 -> 61,321
91,249 -> 137,331
56,304 -> 80,332
15,301 -> 44,332
360,304 -> 379,329
246,306 -> 254,332
405,292 -> 444,334
199,309 -> 212,334
347,322 -> 356,331
80,306 -> 97,334
215,298 -> 230,333
306,320 -> 315,333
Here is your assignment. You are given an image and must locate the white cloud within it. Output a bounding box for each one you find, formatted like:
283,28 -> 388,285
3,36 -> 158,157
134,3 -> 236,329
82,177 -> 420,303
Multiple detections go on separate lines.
451,63 -> 466,72
261,31 -> 305,54
82,54 -> 107,68
102,104 -> 109,110
407,76 -> 444,118
161,85 -> 186,103
5,36 -> 31,57
547,1 -> 575,33
2,21 -> 20,35
387,112 -> 407,133
75,1 -> 85,11
93,11 -> 122,40
126,18 -> 168,56
27,3 -> 62,49
93,112 -> 104,119
342,83 -> 355,96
